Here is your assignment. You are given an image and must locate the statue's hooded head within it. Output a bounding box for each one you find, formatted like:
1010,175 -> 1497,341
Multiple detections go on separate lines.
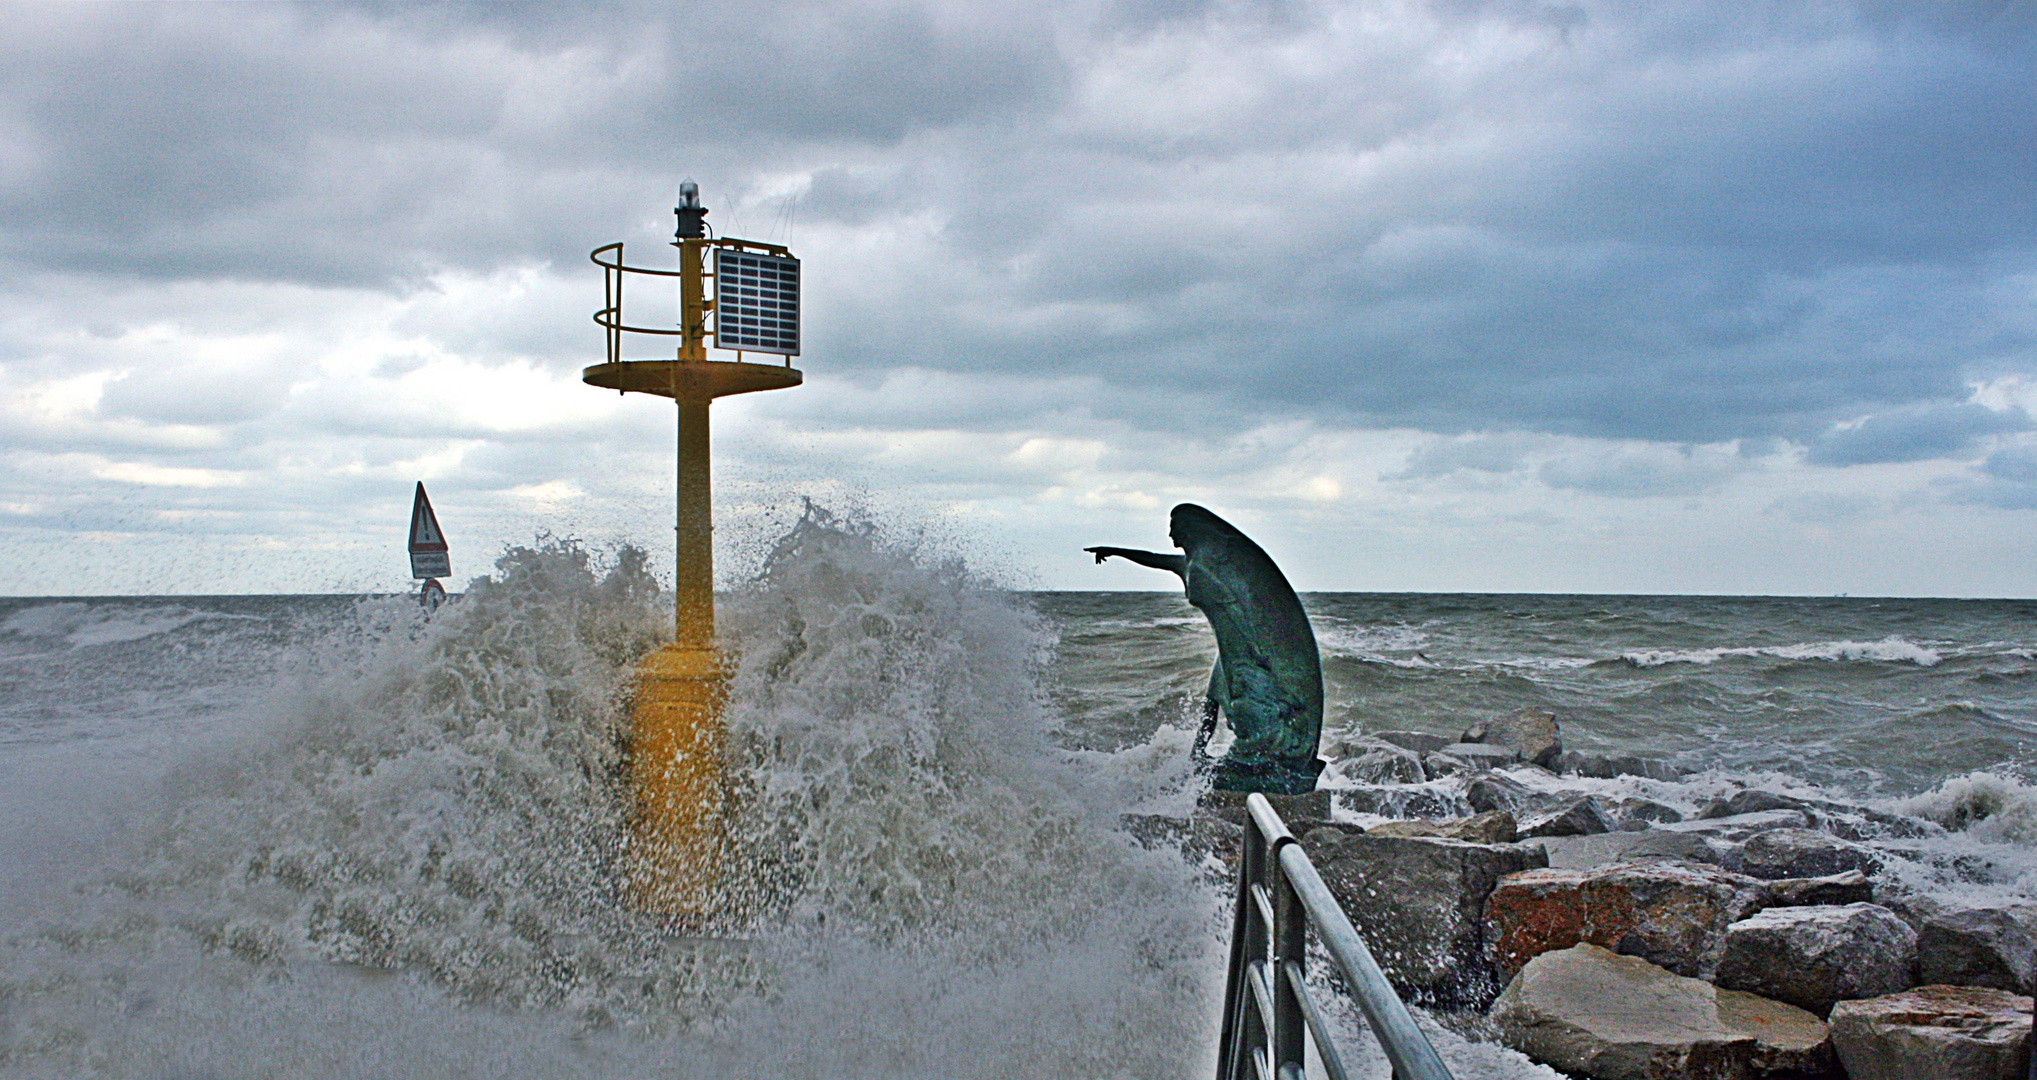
1168,503 -> 1245,556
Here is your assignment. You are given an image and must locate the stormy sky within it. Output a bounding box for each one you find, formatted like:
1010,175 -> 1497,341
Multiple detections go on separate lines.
2,0 -> 2034,595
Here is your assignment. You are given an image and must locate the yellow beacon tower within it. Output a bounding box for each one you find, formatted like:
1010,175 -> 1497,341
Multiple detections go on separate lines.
585,181 -> 802,917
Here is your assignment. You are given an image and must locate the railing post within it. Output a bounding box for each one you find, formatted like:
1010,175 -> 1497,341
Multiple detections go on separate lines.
1216,845 -> 1250,1080
1271,841 -> 1307,1078
1233,820 -> 1268,1080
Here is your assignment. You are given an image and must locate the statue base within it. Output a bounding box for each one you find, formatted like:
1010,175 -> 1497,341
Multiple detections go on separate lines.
1207,755 -> 1326,796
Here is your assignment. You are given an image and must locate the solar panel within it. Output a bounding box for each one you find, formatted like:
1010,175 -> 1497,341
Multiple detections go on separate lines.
712,249 -> 801,356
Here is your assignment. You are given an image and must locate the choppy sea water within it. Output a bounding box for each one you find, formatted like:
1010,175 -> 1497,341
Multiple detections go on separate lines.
1,516 -> 2032,1078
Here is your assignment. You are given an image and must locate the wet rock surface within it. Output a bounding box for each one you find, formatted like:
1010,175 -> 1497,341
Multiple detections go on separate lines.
1659,809 -> 1815,842
1518,795 -> 1617,838
1554,750 -> 1685,781
1445,742 -> 1524,771
1763,870 -> 1874,907
1492,943 -> 1836,1080
1485,859 -> 1893,985
1537,829 -> 1728,869
1195,788 -> 1331,825
1828,985 -> 2032,1080
1303,829 -> 1547,1007
1485,859 -> 1772,981
1332,784 -> 1465,820
1370,729 -> 1453,754
1465,770 -> 1538,815
1712,903 -> 1917,1017
1461,708 -> 1563,769
1913,901 -> 2037,995
1338,744 -> 1427,785
1612,797 -> 1685,829
1739,828 -> 1883,880
1369,809 -> 1518,844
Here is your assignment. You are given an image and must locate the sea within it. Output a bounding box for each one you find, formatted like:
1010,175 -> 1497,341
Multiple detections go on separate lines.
2,511 -> 2033,1079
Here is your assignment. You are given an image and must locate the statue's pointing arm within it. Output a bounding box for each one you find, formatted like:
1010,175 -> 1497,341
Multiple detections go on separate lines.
1084,546 -> 1188,576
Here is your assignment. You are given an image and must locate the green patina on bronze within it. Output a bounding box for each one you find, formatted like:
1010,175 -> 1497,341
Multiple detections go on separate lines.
1086,504 -> 1325,794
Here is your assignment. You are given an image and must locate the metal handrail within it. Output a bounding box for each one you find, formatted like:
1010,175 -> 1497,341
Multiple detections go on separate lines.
1217,793 -> 1455,1080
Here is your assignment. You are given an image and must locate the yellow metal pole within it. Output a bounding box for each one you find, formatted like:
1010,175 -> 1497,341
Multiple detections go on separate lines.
628,236 -> 728,920
673,398 -> 714,647
586,200 -> 800,921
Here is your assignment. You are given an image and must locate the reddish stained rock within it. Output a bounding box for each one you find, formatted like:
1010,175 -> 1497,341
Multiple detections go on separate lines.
1485,860 -> 1771,982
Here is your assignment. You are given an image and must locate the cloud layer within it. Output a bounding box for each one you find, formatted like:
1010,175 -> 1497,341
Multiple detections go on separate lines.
1,0 -> 2034,595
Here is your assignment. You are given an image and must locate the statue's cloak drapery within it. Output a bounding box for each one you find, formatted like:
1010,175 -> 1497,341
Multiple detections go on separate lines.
1171,505 -> 1325,793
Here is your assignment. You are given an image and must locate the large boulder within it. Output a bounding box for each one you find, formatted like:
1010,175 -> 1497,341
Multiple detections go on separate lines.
1371,729 -> 1453,754
1338,744 -> 1427,785
1828,985 -> 2032,1080
1739,828 -> 1882,880
1331,784 -> 1465,820
1612,798 -> 1685,830
1555,750 -> 1684,781
1713,903 -> 1917,1016
1700,790 -> 1815,820
1492,943 -> 1836,1080
1421,750 -> 1471,778
1443,742 -> 1523,770
1537,830 -> 1728,870
1465,770 -> 1537,814
1303,830 -> 1547,1008
1462,708 -> 1563,768
1485,859 -> 1771,981
1915,902 -> 2037,994
1518,796 -> 1617,838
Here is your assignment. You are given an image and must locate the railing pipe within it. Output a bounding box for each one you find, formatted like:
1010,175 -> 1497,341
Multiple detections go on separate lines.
1218,793 -> 1456,1080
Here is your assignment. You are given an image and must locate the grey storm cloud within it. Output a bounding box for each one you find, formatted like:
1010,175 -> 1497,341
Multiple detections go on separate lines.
2,0 -> 2035,450
1951,443 -> 2037,509
1807,399 -> 2030,466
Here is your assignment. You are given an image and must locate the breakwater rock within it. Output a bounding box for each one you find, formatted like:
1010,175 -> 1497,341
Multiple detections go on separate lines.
1492,943 -> 1836,1080
1122,709 -> 2037,1076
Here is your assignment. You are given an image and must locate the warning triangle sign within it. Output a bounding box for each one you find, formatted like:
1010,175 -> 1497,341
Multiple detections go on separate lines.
409,482 -> 448,553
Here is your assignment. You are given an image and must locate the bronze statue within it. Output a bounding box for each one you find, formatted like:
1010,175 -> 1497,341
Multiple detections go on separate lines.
1087,504 -> 1325,794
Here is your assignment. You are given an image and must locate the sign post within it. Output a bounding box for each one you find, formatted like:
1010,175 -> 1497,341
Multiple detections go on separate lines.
408,482 -> 450,610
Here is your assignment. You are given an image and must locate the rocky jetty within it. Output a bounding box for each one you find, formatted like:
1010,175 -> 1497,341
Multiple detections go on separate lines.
1128,708 -> 2034,1077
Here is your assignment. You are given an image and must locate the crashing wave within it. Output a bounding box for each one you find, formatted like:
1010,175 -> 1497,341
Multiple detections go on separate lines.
2,512 -> 1217,1062
1896,771 -> 2037,843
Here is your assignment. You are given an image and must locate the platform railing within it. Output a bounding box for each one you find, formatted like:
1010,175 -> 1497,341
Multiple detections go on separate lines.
1217,793 -> 1455,1080
589,240 -> 797,367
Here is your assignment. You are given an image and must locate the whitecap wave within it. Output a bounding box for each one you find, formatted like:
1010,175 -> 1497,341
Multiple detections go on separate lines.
1623,635 -> 1942,668
1089,615 -> 1206,629
1,601 -> 255,647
